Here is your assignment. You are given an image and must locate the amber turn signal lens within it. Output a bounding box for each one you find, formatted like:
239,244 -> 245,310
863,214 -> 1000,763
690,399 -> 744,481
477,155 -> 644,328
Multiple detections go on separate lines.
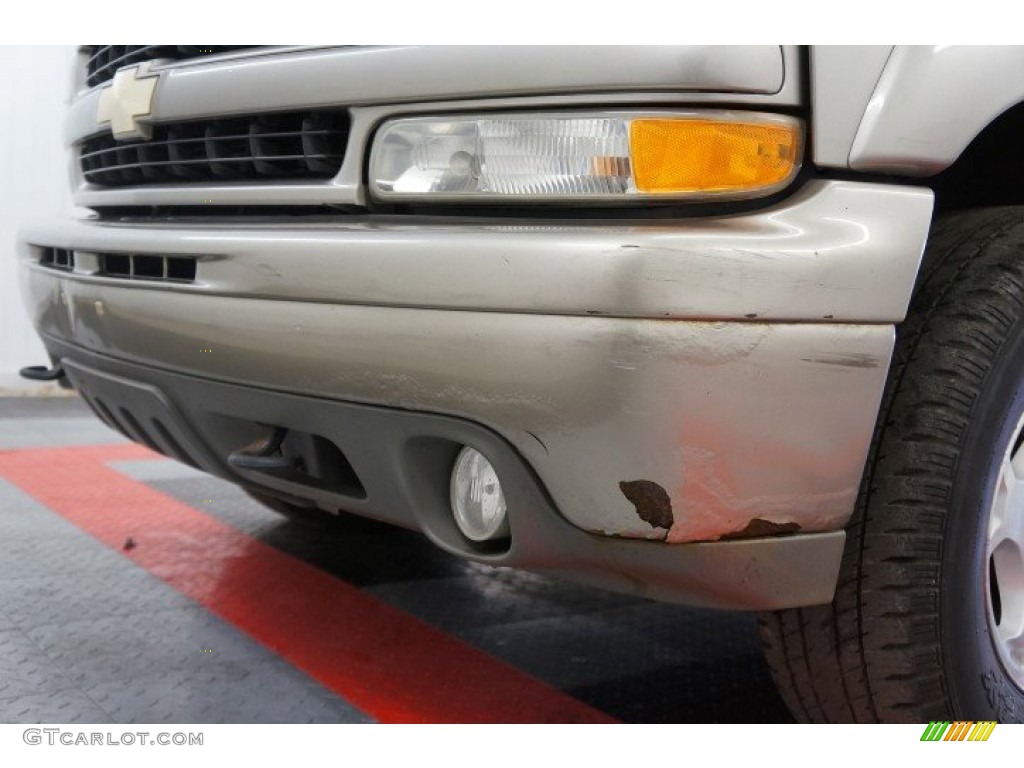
629,118 -> 801,195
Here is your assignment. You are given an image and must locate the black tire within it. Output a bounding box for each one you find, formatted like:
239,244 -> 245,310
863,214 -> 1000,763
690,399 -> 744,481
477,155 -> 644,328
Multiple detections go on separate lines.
760,207 -> 1024,723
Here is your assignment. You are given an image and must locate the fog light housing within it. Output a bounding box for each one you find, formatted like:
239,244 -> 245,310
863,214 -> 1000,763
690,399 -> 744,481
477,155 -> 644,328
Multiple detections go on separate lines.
370,111 -> 802,204
449,447 -> 509,542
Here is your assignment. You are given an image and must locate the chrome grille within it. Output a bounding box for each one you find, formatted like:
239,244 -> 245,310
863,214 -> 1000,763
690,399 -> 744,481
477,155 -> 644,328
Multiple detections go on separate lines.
85,46 -> 254,87
80,112 -> 350,187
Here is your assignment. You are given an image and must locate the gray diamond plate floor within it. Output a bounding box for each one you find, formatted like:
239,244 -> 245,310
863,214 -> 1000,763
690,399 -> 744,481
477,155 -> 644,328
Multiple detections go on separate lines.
0,396 -> 792,724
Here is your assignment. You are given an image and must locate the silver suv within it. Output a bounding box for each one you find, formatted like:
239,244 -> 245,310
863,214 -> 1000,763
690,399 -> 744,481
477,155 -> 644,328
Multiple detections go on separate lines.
19,45 -> 1024,723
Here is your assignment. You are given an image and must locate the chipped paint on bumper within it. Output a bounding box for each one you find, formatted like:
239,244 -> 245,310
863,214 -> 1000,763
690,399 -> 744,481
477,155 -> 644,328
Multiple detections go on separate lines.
18,180 -> 933,545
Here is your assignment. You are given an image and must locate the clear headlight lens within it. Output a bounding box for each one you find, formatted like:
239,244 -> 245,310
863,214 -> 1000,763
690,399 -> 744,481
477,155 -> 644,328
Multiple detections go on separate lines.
370,111 -> 802,204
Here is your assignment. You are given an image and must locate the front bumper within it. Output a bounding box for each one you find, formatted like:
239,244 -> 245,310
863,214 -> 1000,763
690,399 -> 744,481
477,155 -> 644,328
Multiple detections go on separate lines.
18,179 -> 934,608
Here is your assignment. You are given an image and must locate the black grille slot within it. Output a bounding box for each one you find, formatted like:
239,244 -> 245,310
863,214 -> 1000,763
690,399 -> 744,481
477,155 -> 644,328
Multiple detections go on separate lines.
97,253 -> 198,283
77,387 -> 207,470
167,258 -> 197,281
133,255 -> 164,279
39,247 -> 75,271
85,46 -> 254,88
150,418 -> 200,469
101,253 -> 131,277
91,397 -> 129,439
117,407 -> 163,454
78,393 -> 117,430
80,111 -> 349,187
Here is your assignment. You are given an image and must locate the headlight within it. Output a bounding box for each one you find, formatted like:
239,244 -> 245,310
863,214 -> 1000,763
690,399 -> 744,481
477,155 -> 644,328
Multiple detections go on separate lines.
369,111 -> 802,204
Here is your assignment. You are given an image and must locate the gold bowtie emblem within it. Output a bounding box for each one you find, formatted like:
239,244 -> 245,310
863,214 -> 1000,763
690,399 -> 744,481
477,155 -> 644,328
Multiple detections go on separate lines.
96,64 -> 159,140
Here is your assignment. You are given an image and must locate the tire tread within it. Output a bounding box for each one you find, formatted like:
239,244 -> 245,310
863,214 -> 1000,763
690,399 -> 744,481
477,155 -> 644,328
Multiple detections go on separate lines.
761,207 -> 1024,722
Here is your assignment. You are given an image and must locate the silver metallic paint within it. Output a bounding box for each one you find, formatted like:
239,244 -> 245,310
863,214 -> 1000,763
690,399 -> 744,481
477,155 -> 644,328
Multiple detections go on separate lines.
19,180 -> 931,541
808,45 -> 1024,175
68,46 -> 801,209
25,180 -> 933,323
850,46 -> 1024,175
25,276 -> 894,543
20,44 -> 974,605
809,45 -> 892,169
69,46 -> 785,133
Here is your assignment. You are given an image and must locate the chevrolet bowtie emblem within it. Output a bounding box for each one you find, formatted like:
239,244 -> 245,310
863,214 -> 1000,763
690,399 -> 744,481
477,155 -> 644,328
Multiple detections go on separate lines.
95,64 -> 159,140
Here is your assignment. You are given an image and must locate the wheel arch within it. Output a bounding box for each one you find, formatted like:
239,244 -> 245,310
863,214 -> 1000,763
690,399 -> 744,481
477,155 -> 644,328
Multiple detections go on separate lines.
847,46 -> 1024,177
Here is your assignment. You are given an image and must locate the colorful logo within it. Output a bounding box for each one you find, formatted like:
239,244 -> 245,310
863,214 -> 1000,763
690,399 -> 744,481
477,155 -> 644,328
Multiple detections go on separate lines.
920,721 -> 997,741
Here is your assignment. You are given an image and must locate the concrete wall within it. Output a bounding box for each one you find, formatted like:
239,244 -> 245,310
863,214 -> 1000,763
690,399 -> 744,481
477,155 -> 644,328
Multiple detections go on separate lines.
0,46 -> 75,393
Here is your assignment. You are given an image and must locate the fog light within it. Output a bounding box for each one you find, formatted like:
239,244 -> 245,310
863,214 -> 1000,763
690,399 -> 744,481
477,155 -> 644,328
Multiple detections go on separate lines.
450,447 -> 509,542
369,111 -> 802,203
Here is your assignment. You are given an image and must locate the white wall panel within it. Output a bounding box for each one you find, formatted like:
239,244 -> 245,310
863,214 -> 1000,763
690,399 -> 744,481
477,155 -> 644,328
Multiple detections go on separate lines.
0,46 -> 75,391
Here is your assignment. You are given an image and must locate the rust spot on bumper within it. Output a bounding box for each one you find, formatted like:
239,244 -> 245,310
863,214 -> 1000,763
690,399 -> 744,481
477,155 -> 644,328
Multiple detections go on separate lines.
619,480 -> 673,530
718,518 -> 801,541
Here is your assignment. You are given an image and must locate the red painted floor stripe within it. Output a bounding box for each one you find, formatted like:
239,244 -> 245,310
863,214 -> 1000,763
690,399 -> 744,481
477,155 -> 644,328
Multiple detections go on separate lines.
0,444 -> 616,724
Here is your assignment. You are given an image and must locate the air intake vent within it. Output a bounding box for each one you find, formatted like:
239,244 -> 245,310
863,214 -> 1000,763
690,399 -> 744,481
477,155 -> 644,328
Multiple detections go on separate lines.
39,247 -> 75,271
98,253 -> 198,283
85,46 -> 255,88
80,111 -> 350,187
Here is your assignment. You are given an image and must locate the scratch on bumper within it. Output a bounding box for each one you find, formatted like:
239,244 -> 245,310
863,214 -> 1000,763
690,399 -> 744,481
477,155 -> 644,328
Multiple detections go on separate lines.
18,180 -> 930,544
